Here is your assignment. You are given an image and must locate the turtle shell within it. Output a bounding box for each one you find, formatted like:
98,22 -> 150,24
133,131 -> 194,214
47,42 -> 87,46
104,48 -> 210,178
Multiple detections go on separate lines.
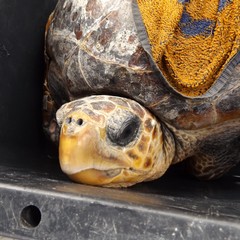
45,0 -> 240,131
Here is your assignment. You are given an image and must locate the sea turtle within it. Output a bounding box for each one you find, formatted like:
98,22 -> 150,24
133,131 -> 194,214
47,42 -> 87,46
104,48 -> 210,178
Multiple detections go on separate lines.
44,0 -> 240,187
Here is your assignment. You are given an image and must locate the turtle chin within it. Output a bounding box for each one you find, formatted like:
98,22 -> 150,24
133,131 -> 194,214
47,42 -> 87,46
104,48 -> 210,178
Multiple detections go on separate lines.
68,168 -> 146,188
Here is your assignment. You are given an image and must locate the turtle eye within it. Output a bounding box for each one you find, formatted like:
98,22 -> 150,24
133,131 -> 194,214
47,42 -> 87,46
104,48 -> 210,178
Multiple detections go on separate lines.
107,115 -> 140,147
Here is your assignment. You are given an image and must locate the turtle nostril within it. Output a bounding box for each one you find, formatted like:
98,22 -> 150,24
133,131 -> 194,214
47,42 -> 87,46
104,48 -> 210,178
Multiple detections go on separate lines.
77,118 -> 83,126
66,117 -> 72,124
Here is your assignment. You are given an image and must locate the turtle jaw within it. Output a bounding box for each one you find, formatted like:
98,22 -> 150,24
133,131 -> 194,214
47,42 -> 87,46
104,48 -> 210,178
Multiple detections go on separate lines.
58,119 -> 157,187
57,95 -> 175,187
68,168 -> 145,187
59,120 -> 140,187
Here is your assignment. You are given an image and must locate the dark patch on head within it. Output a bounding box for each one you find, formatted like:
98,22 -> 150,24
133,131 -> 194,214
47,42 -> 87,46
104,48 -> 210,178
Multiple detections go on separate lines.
141,135 -> 150,144
131,103 -> 145,118
152,126 -> 158,139
144,118 -> 154,132
137,135 -> 150,153
91,101 -> 115,112
109,97 -> 129,108
83,108 -> 102,122
127,150 -> 139,160
137,142 -> 146,153
108,154 -> 121,163
144,157 -> 152,168
68,100 -> 86,110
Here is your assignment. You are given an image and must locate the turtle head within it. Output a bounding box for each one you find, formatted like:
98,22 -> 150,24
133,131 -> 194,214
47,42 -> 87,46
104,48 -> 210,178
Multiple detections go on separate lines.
56,95 -> 175,187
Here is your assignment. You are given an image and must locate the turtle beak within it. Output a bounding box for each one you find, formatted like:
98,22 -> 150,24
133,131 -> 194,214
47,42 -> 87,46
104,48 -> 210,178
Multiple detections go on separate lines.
59,120 -> 133,186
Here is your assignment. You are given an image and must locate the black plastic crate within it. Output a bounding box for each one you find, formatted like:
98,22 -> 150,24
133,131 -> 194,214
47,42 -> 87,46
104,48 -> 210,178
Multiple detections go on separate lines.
0,1 -> 239,239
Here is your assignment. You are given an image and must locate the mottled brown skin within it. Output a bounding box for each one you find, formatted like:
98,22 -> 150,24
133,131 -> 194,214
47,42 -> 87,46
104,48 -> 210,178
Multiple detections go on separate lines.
56,95 -> 174,187
44,0 -> 240,186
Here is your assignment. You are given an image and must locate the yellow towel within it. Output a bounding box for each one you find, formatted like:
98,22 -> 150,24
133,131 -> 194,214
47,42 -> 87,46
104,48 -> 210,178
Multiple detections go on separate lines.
137,0 -> 240,96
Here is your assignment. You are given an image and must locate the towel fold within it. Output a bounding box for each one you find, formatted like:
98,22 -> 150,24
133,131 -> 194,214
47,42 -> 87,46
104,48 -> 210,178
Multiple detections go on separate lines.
137,0 -> 240,96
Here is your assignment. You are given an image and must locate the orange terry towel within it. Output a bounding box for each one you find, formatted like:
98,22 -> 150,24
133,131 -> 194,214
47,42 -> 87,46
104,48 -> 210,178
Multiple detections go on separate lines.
137,0 -> 240,96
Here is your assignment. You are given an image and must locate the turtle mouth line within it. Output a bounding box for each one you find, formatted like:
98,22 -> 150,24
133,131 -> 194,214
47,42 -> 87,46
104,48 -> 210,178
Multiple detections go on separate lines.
67,166 -> 149,187
104,167 -> 147,175
70,167 -> 141,178
97,167 -> 146,178
104,168 -> 122,178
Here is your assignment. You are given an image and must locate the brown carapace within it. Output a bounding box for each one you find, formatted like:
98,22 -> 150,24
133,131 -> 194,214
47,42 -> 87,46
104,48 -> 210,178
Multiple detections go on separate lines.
44,0 -> 240,187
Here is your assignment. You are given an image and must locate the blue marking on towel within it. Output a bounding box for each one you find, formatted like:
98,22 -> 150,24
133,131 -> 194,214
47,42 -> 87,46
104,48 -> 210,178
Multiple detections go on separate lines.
218,0 -> 232,11
178,0 -> 190,3
179,10 -> 215,36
